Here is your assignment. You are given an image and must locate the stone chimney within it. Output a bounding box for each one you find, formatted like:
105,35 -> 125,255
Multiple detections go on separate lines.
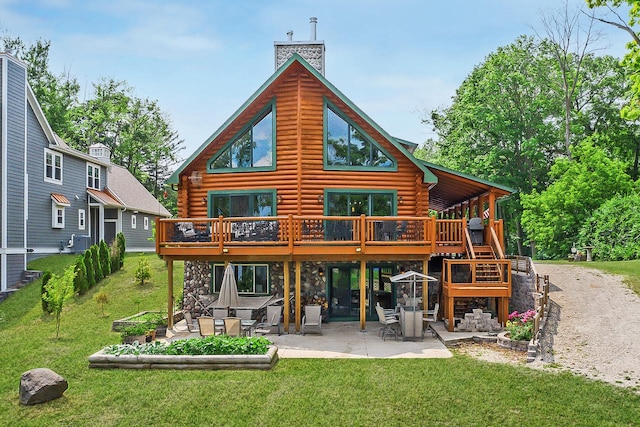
274,17 -> 325,75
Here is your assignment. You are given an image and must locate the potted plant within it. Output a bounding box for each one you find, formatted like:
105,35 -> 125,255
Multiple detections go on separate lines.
149,312 -> 168,338
121,323 -> 152,344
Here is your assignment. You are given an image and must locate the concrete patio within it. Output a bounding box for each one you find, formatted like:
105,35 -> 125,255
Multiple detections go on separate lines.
166,319 -> 499,359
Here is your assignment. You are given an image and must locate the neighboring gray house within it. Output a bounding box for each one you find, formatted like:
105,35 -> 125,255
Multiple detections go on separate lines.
0,51 -> 171,292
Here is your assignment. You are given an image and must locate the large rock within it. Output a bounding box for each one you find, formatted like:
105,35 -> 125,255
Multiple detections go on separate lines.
19,368 -> 68,405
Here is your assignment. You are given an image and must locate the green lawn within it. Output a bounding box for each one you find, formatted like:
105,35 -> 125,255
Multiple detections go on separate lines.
0,254 -> 639,426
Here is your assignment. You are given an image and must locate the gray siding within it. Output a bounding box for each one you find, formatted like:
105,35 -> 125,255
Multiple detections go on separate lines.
6,60 -> 26,248
121,211 -> 156,250
6,254 -> 24,287
26,104 -> 89,252
0,57 -> 4,246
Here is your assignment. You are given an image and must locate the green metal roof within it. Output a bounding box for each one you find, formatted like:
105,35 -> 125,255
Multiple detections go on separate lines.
418,159 -> 516,194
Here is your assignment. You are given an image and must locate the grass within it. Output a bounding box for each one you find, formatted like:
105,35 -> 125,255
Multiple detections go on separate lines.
539,259 -> 640,295
1,255 -> 639,426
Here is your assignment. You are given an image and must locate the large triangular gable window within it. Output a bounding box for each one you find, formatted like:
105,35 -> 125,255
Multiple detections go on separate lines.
324,101 -> 396,170
208,102 -> 275,173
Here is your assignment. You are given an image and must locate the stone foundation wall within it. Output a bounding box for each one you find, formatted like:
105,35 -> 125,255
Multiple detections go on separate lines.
510,271 -> 536,314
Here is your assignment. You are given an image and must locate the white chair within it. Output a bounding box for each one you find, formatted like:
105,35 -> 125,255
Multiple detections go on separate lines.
423,303 -> 439,337
376,302 -> 396,319
212,307 -> 228,334
301,305 -> 322,335
183,311 -> 200,333
255,305 -> 283,335
376,305 -> 399,341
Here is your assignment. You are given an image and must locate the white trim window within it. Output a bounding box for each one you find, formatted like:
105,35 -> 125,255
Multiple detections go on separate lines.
143,216 -> 149,230
78,209 -> 86,230
87,163 -> 100,189
131,214 -> 137,229
52,202 -> 65,228
44,149 -> 63,184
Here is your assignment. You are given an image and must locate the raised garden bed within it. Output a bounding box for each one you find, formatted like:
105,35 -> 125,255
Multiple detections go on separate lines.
88,345 -> 278,370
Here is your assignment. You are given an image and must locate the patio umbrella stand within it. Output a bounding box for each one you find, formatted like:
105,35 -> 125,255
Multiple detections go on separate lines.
390,271 -> 437,340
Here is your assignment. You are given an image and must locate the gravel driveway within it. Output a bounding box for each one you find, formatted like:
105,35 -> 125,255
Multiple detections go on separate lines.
531,263 -> 640,390
457,263 -> 640,391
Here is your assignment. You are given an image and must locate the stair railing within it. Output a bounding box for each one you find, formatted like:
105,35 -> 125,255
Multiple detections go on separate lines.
463,227 -> 476,259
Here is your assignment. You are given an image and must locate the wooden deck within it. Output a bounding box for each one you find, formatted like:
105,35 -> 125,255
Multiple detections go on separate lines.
156,215 -> 472,260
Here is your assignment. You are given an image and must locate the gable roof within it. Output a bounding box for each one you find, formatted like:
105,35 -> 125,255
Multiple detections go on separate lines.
167,54 -> 438,184
106,164 -> 171,217
418,159 -> 515,211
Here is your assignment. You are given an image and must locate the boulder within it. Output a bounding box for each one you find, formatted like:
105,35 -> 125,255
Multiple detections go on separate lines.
19,368 -> 68,405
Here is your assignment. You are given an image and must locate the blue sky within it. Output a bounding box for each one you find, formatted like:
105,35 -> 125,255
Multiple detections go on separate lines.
0,0 -> 631,161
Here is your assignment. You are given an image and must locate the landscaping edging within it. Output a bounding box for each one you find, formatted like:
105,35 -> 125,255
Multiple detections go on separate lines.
88,345 -> 279,370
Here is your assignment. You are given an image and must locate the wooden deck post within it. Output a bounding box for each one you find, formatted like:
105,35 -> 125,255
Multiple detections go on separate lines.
422,257 -> 429,311
360,259 -> 366,330
283,260 -> 290,333
295,260 -> 301,333
167,258 -> 174,329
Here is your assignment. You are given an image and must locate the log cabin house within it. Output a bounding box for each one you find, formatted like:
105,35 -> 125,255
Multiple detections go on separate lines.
157,22 -> 515,333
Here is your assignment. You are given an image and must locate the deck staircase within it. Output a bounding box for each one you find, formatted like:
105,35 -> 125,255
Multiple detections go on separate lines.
469,244 -> 503,282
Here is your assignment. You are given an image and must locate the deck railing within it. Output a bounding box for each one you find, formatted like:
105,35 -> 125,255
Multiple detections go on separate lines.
157,215 -> 471,252
442,259 -> 511,288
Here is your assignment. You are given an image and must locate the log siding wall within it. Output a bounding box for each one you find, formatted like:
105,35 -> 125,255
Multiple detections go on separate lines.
178,62 -> 431,218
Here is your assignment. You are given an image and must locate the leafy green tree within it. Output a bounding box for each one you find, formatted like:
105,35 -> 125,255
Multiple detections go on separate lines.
521,140 -> 634,258
135,257 -> 151,285
424,36 -> 564,255
67,79 -> 183,200
94,291 -> 109,317
42,265 -> 77,338
578,193 -> 640,260
99,240 -> 111,278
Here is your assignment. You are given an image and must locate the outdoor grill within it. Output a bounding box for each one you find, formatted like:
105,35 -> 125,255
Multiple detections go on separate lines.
468,217 -> 484,245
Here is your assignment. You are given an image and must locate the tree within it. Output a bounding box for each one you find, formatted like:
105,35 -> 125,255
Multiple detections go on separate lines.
135,257 -> 151,285
66,79 -> 184,200
94,291 -> 110,317
538,0 -> 602,156
40,271 -> 53,314
91,245 -> 102,282
42,265 -> 77,338
423,36 -> 565,255
521,140 -> 634,258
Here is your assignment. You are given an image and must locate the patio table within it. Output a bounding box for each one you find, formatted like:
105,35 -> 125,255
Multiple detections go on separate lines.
215,319 -> 257,336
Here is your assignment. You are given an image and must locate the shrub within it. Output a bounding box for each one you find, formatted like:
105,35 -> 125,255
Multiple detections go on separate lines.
116,232 -> 126,268
578,194 -> 640,261
91,245 -> 102,282
40,271 -> 53,313
73,255 -> 88,295
134,257 -> 151,285
99,240 -> 111,277
84,250 -> 95,288
109,241 -> 120,272
103,336 -> 271,356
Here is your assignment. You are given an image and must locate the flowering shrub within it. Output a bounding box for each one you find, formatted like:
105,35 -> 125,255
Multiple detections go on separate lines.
505,309 -> 536,341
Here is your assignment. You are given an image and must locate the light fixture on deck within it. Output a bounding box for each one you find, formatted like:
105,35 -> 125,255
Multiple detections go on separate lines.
201,197 -> 207,205
398,196 -> 404,204
318,267 -> 324,277
317,194 -> 324,204
277,194 -> 283,204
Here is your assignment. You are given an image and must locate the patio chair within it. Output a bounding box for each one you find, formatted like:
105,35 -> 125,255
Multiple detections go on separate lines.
183,311 -> 200,333
255,305 -> 283,335
235,309 -> 253,320
212,308 -> 229,334
376,302 -> 396,319
376,305 -> 399,341
223,317 -> 243,337
423,303 -> 439,337
301,305 -> 322,335
197,316 -> 215,337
